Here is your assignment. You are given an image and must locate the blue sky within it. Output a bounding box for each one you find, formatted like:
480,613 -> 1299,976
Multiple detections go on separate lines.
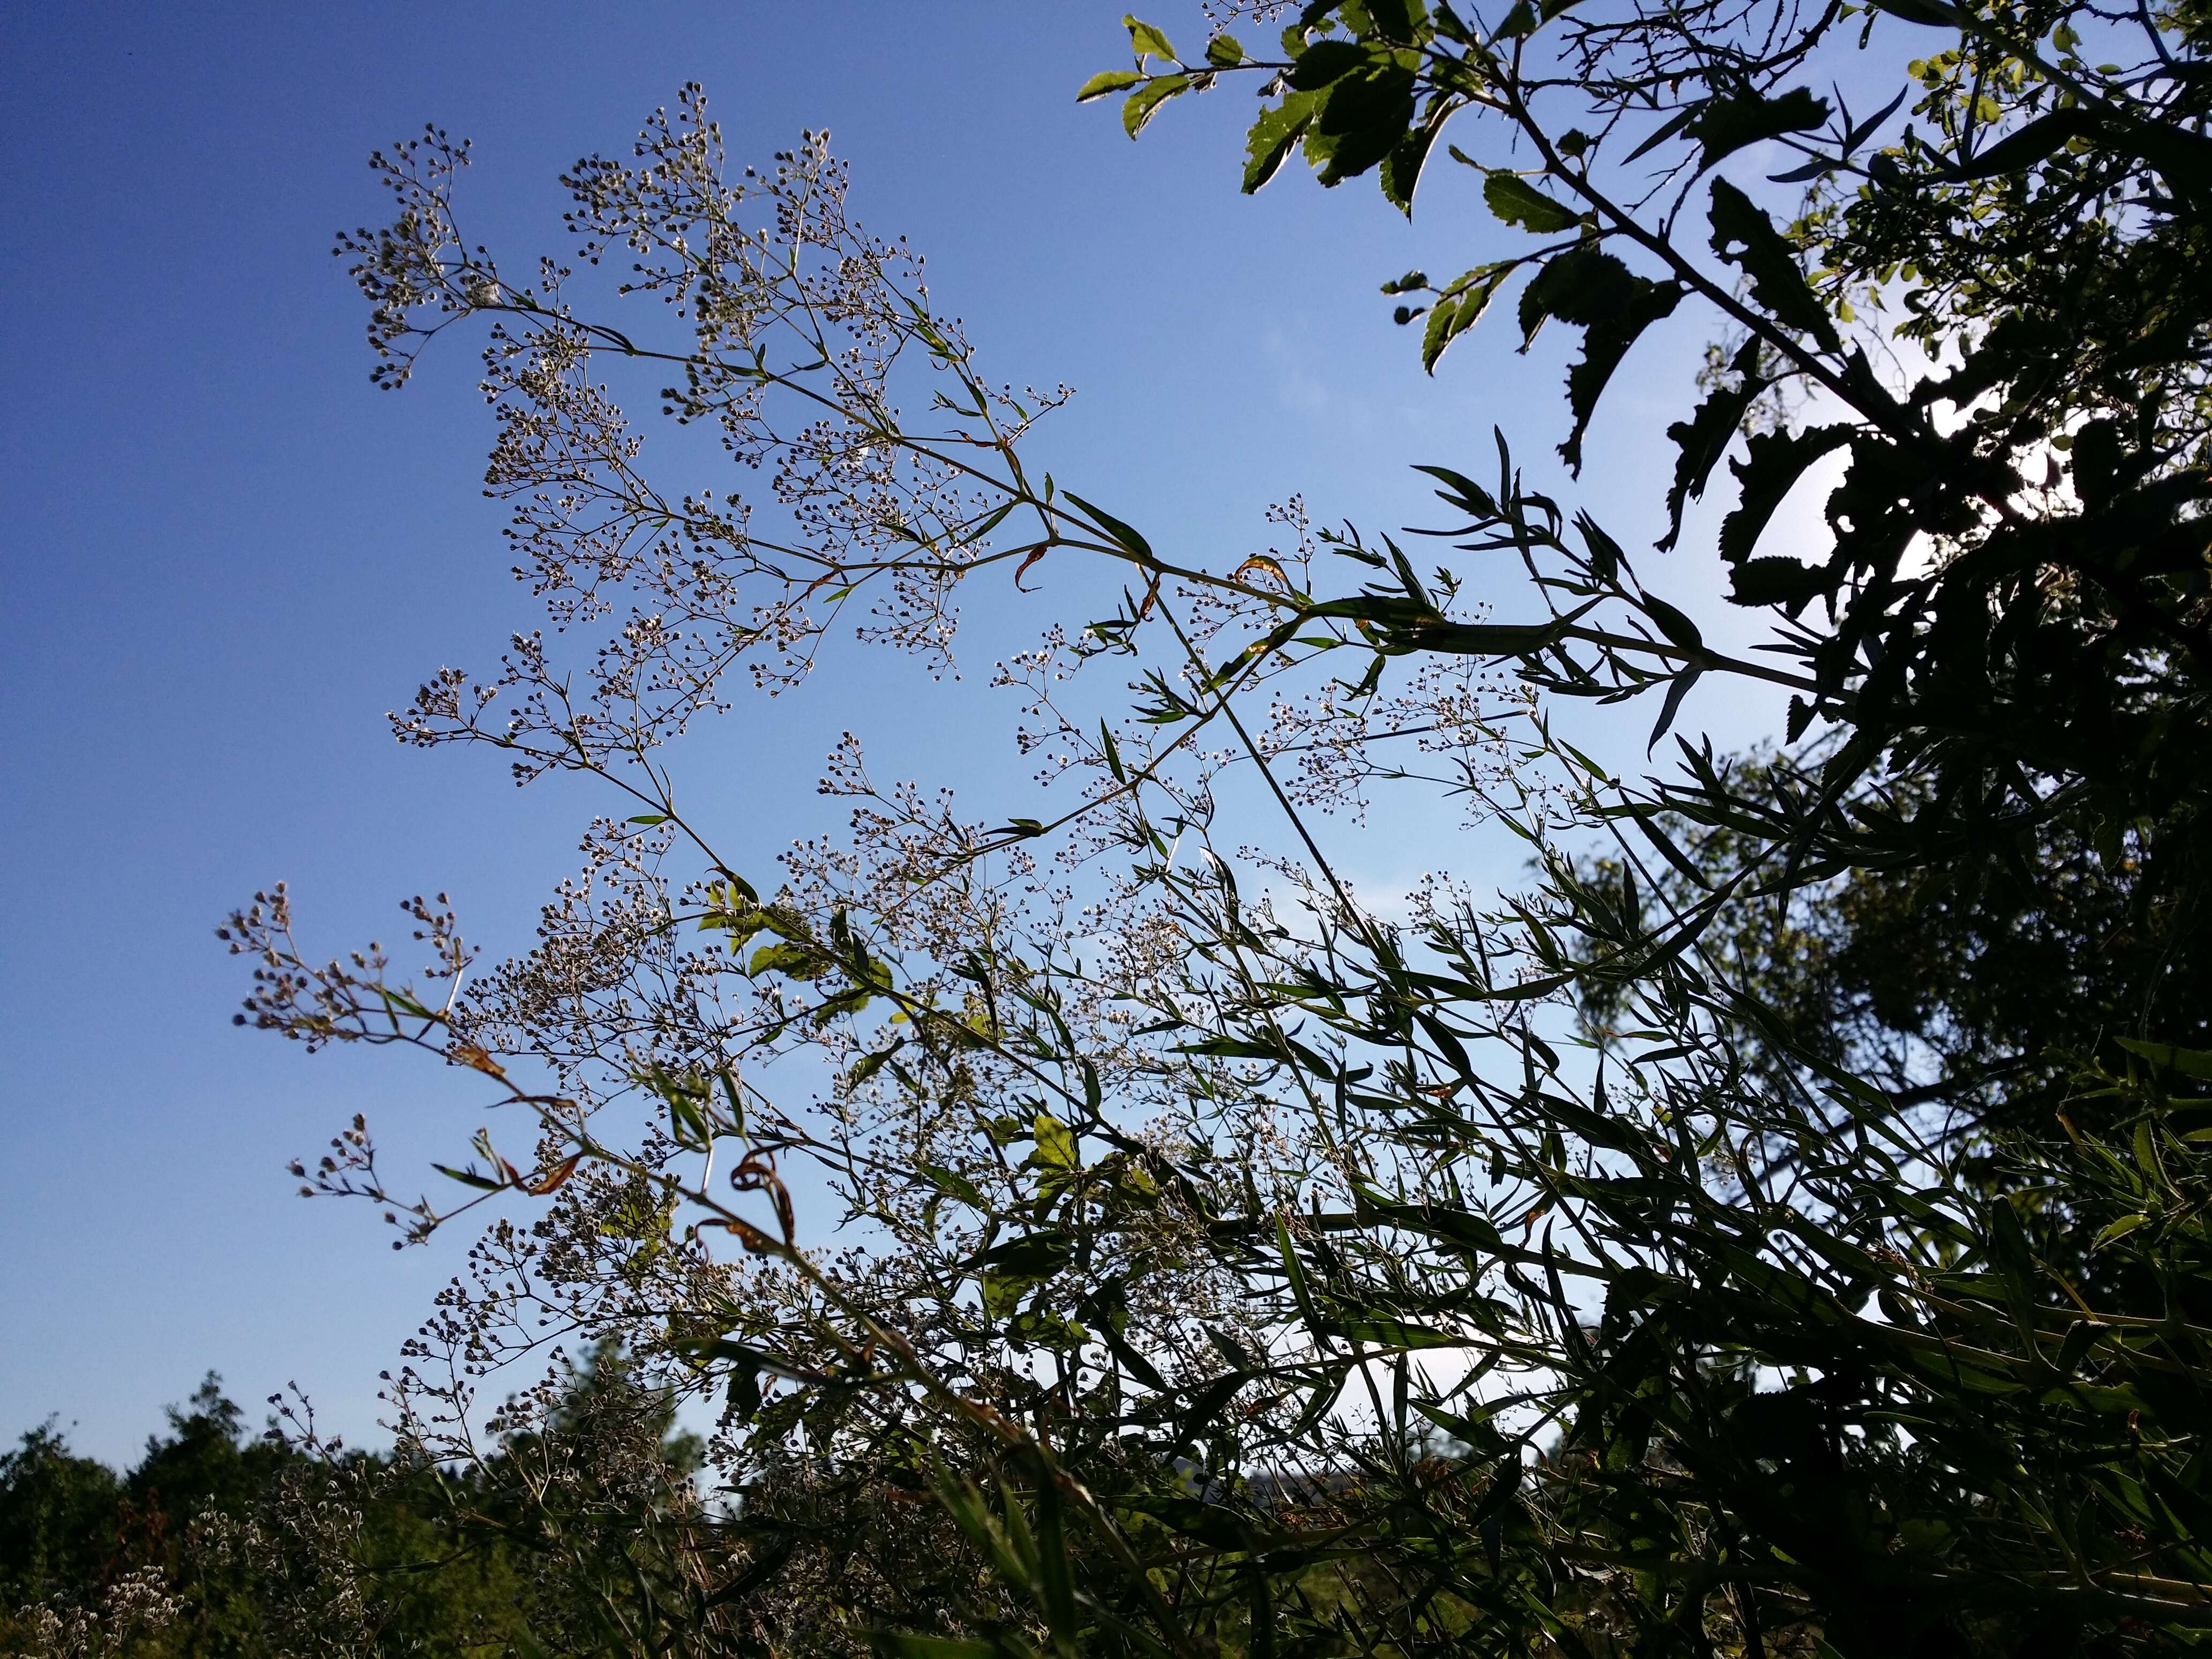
0,2 -> 1796,1466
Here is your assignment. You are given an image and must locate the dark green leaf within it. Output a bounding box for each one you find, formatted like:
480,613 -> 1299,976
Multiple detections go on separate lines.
1244,91 -> 1324,191
1123,73 -> 1191,138
1660,340 -> 1765,549
1419,263 -> 1515,371
1484,171 -> 1584,235
2117,1037 -> 2212,1079
1688,87 -> 1831,171
1515,248 -> 1682,473
1708,180 -> 1841,350
1718,424 -> 1851,567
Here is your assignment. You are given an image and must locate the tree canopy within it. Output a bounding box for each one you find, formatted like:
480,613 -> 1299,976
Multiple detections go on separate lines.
14,0 -> 2203,1656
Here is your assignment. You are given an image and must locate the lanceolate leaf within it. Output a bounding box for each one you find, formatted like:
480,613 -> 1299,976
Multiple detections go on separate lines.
1076,69 -> 1144,102
1942,107 -> 2093,180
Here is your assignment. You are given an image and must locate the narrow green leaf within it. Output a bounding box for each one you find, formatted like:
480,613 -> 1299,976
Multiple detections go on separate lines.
2094,1213 -> 2151,1247
2117,1036 -> 2212,1079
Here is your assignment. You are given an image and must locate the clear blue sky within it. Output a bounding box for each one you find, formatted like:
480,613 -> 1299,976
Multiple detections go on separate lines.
0,3 -> 1791,1466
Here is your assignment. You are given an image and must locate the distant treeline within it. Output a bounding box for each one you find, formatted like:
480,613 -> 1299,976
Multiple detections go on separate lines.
0,1350 -> 703,1659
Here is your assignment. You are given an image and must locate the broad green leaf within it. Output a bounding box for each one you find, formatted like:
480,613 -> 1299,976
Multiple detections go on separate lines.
1245,91 -> 1323,191
1123,73 -> 1191,138
1124,14 -> 1177,60
1483,170 -> 1584,234
1303,64 -> 1418,187
1419,262 -> 1515,371
748,939 -> 827,978
1076,69 -> 1143,102
920,1162 -> 984,1205
1032,1111 -> 1078,1172
1289,40 -> 1374,91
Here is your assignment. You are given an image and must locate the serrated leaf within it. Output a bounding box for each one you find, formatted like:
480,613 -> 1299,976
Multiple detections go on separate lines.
920,1162 -> 985,1206
1660,339 -> 1765,549
1708,180 -> 1840,349
1123,73 -> 1191,138
1125,14 -> 1177,59
1515,248 -> 1681,473
1484,171 -> 1584,234
1304,64 -> 1418,187
749,940 -> 826,978
1205,31 -> 1246,65
1728,556 -> 1825,613
1244,91 -> 1323,191
1719,424 -> 1851,566
1032,1112 -> 1078,1172
1380,117 -> 1440,215
1420,263 -> 1514,371
1288,39 -> 1374,90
